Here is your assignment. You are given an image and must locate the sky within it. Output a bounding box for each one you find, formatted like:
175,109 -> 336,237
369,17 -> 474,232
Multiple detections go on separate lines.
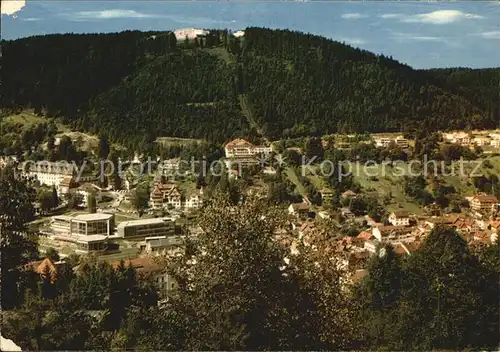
2,1 -> 500,69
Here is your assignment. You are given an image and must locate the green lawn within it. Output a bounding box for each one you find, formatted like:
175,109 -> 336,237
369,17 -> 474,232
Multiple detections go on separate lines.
4,111 -> 46,126
285,167 -> 306,197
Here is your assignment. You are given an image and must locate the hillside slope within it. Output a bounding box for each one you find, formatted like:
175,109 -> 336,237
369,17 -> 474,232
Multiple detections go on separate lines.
1,28 -> 499,149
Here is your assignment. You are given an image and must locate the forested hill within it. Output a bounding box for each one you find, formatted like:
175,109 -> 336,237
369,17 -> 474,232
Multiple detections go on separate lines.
2,28 -> 499,150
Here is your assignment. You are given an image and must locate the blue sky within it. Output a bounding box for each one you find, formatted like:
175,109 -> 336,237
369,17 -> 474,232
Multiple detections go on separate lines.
2,1 -> 500,69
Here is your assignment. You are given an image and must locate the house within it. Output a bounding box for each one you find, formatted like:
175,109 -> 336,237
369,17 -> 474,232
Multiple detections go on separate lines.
395,136 -> 409,148
341,190 -> 357,199
141,235 -> 184,256
25,257 -> 67,283
184,189 -> 203,209
372,225 -> 415,243
59,176 -> 74,195
452,217 -> 480,234
341,207 -> 355,220
443,132 -> 471,146
473,137 -> 491,147
288,203 -> 310,218
356,231 -> 373,241
374,137 -> 392,147
491,139 -> 500,148
472,231 -> 498,245
319,188 -> 334,202
76,183 -> 102,207
159,158 -> 181,174
150,182 -> 182,209
388,211 -> 411,226
470,194 -> 499,212
364,240 -> 377,253
111,257 -> 178,297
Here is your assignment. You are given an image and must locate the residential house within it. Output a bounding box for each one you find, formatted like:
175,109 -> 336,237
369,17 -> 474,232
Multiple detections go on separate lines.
341,207 -> 355,220
395,136 -> 409,148
341,190 -> 357,200
141,235 -> 184,256
374,137 -> 392,148
372,225 -> 415,244
443,132 -> 471,146
388,211 -> 411,226
150,182 -> 182,209
59,176 -> 74,195
319,188 -> 334,202
288,202 -> 310,219
111,257 -> 178,298
491,139 -> 500,148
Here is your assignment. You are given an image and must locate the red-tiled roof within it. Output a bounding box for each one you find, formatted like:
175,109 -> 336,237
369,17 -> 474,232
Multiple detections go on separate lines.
225,138 -> 254,149
357,231 -> 372,241
472,195 -> 498,203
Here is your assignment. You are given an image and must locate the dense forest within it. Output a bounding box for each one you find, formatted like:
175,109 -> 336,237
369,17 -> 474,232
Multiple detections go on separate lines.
2,28 -> 499,150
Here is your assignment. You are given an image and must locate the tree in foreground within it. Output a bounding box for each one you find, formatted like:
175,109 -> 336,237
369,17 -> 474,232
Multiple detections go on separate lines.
0,168 -> 40,309
357,225 -> 499,350
155,194 -> 358,350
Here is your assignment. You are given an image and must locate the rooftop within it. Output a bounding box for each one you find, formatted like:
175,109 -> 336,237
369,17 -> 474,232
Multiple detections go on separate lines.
117,217 -> 175,228
74,213 -> 114,221
77,234 -> 108,243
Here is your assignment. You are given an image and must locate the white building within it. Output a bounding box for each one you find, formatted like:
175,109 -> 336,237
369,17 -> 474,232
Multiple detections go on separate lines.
388,211 -> 411,226
174,28 -> 209,40
50,213 -> 114,252
224,138 -> 272,159
141,235 -> 184,256
20,161 -> 75,192
233,30 -> 245,37
117,217 -> 176,239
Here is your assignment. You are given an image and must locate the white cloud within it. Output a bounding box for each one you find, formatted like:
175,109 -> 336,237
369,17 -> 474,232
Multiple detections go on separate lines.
1,0 -> 25,15
74,9 -> 158,20
338,37 -> 367,45
480,31 -> 500,39
381,10 -> 484,25
392,33 -> 445,42
380,14 -> 403,19
341,13 -> 368,20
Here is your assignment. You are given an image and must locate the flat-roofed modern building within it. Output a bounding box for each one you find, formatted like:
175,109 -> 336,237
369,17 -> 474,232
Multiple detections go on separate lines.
51,213 -> 114,237
50,213 -> 113,252
117,217 -> 175,239
77,235 -> 108,252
